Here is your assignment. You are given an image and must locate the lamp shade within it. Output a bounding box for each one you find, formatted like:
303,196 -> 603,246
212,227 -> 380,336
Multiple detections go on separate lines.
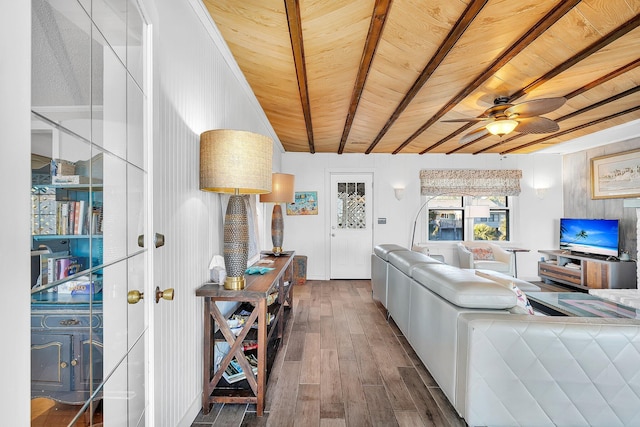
485,119 -> 518,136
200,129 -> 273,194
260,173 -> 295,203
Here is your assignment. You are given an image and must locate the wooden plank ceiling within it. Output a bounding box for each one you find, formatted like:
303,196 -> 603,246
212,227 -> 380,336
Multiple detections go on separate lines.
203,0 -> 640,155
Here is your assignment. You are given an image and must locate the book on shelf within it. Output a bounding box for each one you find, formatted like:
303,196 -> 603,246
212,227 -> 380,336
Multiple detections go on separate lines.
57,275 -> 102,295
222,354 -> 259,384
39,251 -> 68,285
55,256 -> 87,280
49,200 -> 100,236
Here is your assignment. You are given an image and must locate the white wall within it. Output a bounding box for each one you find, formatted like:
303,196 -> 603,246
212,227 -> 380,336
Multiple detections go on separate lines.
277,152 -> 563,282
0,1 -> 31,423
141,1 -> 282,425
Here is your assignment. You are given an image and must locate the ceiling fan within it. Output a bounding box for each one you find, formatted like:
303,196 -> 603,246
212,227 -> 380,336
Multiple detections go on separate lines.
445,96 -> 566,144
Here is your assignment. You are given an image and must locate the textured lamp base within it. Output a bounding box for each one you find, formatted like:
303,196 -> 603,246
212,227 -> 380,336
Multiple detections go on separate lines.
224,194 -> 248,290
271,203 -> 284,254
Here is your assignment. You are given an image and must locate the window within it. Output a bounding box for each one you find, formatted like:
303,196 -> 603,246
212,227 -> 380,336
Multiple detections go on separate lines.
426,195 -> 511,241
471,196 -> 509,241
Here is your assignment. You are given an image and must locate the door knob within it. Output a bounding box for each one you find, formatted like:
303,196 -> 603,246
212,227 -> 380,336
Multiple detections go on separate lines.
128,290 -> 144,304
137,233 -> 166,248
154,233 -> 165,248
155,286 -> 174,303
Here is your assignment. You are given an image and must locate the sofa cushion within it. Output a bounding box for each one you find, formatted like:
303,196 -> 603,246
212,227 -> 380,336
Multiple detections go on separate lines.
474,269 -> 541,292
473,271 -> 533,314
373,244 -> 408,261
466,246 -> 494,260
388,250 -> 442,276
473,259 -> 511,273
412,264 -> 516,309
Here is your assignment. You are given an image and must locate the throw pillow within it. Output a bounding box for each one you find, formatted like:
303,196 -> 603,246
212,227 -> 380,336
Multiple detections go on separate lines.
506,282 -> 535,315
475,271 -> 534,315
467,246 -> 495,261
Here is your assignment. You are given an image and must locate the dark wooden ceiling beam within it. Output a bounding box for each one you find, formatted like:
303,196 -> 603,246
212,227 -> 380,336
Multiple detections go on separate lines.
500,94 -> 640,155
363,0 -> 489,154
471,58 -> 640,154
392,0 -> 580,155
285,0 -> 315,153
509,14 -> 640,101
338,0 -> 392,154
419,122 -> 475,154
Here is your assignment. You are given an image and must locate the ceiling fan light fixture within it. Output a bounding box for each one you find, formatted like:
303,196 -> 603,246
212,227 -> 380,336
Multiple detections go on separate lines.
486,119 -> 518,136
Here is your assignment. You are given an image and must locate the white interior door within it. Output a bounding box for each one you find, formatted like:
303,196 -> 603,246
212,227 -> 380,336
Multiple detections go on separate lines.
330,173 -> 373,279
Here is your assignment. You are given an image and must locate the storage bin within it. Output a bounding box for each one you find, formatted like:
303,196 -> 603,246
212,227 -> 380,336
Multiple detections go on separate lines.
293,255 -> 307,285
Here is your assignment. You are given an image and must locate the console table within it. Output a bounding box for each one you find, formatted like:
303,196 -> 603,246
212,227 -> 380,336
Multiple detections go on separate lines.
196,252 -> 294,416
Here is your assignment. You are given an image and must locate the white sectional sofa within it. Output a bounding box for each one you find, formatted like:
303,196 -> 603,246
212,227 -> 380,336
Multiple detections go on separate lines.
371,244 -> 640,427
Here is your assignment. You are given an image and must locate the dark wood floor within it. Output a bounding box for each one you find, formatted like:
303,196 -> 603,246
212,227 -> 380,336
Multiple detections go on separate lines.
192,279 -> 468,427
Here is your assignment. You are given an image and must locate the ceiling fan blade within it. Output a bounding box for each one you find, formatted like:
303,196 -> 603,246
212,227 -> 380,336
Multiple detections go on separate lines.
442,117 -> 488,123
460,126 -> 490,144
505,97 -> 566,118
514,117 -> 559,134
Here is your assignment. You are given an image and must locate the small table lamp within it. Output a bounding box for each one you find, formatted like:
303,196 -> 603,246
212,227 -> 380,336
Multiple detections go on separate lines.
260,173 -> 295,254
200,129 -> 273,290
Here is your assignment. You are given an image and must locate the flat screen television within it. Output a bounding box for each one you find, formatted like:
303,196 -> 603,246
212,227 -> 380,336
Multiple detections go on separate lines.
559,218 -> 619,257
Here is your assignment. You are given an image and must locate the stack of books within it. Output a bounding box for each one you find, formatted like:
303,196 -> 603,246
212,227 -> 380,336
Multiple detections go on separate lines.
222,354 -> 259,384
39,252 -> 88,285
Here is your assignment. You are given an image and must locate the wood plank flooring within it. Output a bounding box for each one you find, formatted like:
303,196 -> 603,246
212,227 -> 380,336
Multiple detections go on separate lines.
191,279 -> 467,427
30,397 -> 102,426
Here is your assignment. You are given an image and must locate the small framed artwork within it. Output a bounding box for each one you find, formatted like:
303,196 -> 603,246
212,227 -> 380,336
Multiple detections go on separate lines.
287,191 -> 318,215
591,148 -> 640,199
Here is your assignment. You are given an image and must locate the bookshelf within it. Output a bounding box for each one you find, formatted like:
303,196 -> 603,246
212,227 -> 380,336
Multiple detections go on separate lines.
30,159 -> 104,403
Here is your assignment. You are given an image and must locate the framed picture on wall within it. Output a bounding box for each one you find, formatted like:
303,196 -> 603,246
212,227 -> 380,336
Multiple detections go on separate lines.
591,149 -> 640,199
287,191 -> 318,215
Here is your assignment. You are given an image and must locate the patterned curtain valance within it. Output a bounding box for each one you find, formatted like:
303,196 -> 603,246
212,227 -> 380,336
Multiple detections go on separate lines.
419,169 -> 522,196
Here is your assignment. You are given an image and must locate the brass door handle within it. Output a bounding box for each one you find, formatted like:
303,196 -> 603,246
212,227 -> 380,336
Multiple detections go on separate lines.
155,286 -> 174,303
128,290 -> 144,304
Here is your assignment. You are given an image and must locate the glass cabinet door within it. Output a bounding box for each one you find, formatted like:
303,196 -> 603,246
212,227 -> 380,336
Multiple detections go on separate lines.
31,0 -> 148,425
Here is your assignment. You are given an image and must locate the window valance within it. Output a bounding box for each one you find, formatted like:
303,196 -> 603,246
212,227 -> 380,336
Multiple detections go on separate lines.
419,169 -> 522,196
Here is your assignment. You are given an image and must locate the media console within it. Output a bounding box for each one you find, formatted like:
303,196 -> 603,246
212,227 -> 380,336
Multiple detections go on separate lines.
538,250 -> 637,290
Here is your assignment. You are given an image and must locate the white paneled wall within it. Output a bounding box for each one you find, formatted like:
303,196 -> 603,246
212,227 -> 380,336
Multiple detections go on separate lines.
142,0 -> 281,425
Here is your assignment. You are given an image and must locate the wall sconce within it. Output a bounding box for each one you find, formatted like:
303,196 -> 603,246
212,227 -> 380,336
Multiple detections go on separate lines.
260,173 -> 295,254
394,187 -> 405,200
535,187 -> 548,199
200,129 -> 273,290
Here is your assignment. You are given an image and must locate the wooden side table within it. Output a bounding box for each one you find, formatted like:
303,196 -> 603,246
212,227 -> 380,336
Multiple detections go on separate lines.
196,252 -> 294,416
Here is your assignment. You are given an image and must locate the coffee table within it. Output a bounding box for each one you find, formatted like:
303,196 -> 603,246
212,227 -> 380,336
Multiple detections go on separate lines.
527,292 -> 640,318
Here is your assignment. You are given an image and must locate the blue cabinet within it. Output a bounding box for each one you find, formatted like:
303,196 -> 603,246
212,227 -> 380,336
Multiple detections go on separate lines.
31,296 -> 103,403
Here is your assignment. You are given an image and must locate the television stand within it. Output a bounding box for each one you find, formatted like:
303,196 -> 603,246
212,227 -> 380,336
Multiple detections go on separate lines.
538,250 -> 637,291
